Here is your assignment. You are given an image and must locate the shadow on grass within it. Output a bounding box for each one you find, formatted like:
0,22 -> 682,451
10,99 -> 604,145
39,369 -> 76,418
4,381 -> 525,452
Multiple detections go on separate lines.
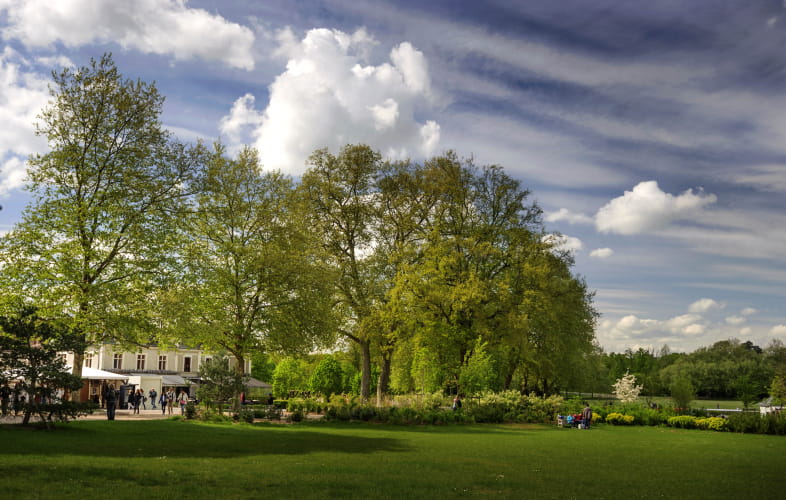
303,420 -> 553,435
0,420 -> 411,459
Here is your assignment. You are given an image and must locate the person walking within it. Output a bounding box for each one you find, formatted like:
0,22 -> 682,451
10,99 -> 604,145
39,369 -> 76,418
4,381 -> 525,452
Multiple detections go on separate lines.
159,390 -> 167,415
149,388 -> 157,409
134,389 -> 145,415
178,390 -> 189,416
166,388 -> 175,415
140,388 -> 147,410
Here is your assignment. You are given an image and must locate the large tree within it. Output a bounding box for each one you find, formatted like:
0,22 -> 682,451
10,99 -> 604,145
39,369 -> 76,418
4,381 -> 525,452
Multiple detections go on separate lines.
388,153 -> 596,394
300,145 -> 386,400
0,54 -> 204,398
161,145 -> 336,384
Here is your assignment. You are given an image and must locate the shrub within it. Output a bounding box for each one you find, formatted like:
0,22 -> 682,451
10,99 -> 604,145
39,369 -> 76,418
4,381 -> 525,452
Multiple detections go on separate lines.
237,407 -> 255,424
667,415 -> 697,429
606,412 -> 635,425
184,402 -> 197,420
727,412 -> 786,435
695,417 -> 727,432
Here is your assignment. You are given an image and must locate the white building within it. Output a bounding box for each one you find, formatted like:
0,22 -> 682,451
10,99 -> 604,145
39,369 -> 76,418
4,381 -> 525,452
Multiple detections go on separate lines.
65,344 -> 250,404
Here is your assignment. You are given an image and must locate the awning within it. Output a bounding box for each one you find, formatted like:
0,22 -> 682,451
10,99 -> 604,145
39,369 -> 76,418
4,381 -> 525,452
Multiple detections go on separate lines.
246,377 -> 272,389
161,374 -> 188,386
77,367 -> 128,381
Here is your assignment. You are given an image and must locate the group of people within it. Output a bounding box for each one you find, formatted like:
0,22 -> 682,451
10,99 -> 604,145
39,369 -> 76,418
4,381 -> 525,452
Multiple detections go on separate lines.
101,384 -> 190,420
158,388 -> 189,416
560,403 -> 593,429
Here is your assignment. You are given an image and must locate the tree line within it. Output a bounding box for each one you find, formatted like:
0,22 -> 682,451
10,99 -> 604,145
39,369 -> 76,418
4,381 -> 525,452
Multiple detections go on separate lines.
0,54 -> 596,403
574,339 -> 786,407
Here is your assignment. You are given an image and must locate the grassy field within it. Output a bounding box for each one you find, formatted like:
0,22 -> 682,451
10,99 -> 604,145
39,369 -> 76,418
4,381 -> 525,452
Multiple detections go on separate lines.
2,419 -> 785,499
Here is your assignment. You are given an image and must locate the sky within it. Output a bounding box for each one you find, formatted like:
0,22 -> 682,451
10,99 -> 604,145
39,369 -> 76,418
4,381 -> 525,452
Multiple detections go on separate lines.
1,0 -> 785,354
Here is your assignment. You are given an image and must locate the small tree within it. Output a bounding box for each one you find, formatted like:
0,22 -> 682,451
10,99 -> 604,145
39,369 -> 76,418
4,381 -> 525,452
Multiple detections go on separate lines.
196,353 -> 248,415
271,357 -> 308,398
733,375 -> 760,409
0,304 -> 92,427
670,377 -> 696,413
612,371 -> 643,404
459,338 -> 496,395
308,355 -> 343,398
769,374 -> 786,406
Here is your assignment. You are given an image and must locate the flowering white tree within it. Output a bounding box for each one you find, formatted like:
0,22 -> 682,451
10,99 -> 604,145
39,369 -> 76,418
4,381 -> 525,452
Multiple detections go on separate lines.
613,371 -> 643,404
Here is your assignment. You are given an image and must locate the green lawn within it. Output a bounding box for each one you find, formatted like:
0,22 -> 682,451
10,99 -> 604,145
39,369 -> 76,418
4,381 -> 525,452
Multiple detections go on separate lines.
1,420 -> 784,499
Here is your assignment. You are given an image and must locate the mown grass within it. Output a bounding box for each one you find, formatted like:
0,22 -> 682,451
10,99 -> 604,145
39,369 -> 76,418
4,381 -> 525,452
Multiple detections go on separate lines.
1,420 -> 784,499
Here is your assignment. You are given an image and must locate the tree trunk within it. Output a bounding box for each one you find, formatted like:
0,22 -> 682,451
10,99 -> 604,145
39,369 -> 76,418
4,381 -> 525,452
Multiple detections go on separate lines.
70,351 -> 85,402
234,353 -> 245,414
376,349 -> 392,407
360,339 -> 371,401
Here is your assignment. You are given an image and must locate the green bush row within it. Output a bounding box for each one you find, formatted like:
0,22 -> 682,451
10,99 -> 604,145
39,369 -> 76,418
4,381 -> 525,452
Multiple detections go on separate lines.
316,391 -> 562,425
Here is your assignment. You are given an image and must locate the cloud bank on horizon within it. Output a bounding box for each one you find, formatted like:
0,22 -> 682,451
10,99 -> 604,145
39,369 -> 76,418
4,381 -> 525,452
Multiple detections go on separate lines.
1,0 -> 785,353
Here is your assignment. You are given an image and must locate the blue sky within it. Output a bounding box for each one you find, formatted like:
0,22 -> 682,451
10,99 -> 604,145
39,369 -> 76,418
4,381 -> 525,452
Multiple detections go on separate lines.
1,0 -> 785,353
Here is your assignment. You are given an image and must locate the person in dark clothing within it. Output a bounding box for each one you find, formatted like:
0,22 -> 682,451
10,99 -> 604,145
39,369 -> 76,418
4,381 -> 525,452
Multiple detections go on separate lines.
133,389 -> 142,414
105,385 -> 117,420
581,403 -> 593,430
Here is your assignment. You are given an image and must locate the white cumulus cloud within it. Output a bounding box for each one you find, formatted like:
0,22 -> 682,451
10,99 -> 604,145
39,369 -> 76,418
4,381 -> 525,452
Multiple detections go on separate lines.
222,28 -> 438,175
688,298 -> 723,313
771,325 -> 786,336
545,208 -> 594,225
589,247 -> 614,259
725,315 -> 746,325
0,48 -> 49,195
595,180 -> 717,235
543,233 -> 583,254
1,0 -> 255,69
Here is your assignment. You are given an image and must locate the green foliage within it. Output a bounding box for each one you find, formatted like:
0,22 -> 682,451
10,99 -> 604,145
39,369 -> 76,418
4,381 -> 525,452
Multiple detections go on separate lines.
250,352 -> 275,385
769,374 -> 786,406
605,413 -> 635,425
196,353 -> 248,415
0,304 -> 90,427
184,401 -> 197,420
695,417 -> 728,432
726,412 -> 786,435
670,377 -> 696,412
308,355 -> 343,397
165,144 -> 337,382
459,338 -> 496,395
271,357 -> 308,397
667,415 -> 697,429
0,54 -> 204,377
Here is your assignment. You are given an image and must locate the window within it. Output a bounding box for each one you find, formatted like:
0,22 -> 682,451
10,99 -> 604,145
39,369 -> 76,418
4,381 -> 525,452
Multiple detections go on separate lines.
136,354 -> 146,370
113,354 -> 122,370
158,355 -> 167,370
183,357 -> 192,372
84,353 -> 93,368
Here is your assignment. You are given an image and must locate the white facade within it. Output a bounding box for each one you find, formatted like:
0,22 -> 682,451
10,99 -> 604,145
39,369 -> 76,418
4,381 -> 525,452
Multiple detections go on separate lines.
66,344 -> 251,402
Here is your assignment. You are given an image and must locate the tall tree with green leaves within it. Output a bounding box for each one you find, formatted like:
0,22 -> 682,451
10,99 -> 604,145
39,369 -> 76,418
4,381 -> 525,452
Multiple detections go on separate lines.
300,145 -> 385,400
388,152 -> 595,394
0,54 -> 204,397
161,145 -> 336,386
